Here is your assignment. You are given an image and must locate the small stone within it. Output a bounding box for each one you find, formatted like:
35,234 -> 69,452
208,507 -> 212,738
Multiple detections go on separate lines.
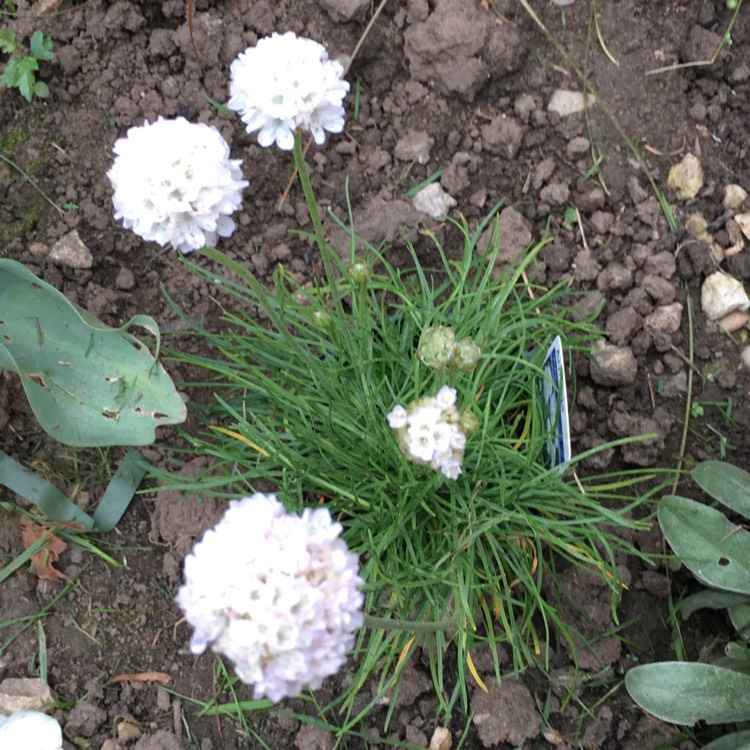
718,310 -> 749,333
701,271 -> 750,320
479,206 -> 532,266
48,229 -> 94,269
394,130 -> 432,164
547,89 -> 596,117
412,183 -> 457,218
590,341 -> 638,386
540,182 -> 570,206
741,346 -> 750,371
590,211 -> 614,235
723,184 -> 748,210
667,153 -> 704,200
644,303 -> 683,334
566,136 -> 590,158
0,679 -> 57,714
429,726 -> 451,750
735,213 -> 750,241
472,679 -> 540,747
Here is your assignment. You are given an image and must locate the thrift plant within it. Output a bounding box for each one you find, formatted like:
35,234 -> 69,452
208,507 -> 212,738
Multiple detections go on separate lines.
108,117 -> 249,253
0,710 -> 63,749
177,493 -> 364,702
108,30 -> 656,717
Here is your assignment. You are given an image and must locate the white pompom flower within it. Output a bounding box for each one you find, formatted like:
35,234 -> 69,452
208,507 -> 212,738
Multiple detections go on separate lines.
387,386 -> 472,480
228,31 -> 349,150
0,711 -> 63,750
108,117 -> 249,254
176,493 -> 364,702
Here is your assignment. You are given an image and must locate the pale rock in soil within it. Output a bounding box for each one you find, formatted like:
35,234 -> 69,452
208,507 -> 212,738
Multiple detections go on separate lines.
471,678 -> 539,747
539,181 -> 569,206
723,183 -> 748,210
319,0 -> 369,21
590,341 -> 637,386
412,183 -> 456,218
547,89 -> 596,117
740,346 -> 750,371
735,213 -> 750,241
429,726 -> 451,750
394,130 -> 432,164
718,310 -> 748,333
701,271 -> 750,320
644,303 -> 683,334
667,153 -> 704,200
0,678 -> 57,714
44,230 -> 94,269
295,723 -> 334,750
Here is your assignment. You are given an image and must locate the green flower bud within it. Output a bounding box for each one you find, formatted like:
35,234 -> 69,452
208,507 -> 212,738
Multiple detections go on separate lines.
459,408 -> 479,435
349,259 -> 371,285
311,309 -> 333,330
418,325 -> 456,370
453,336 -> 482,372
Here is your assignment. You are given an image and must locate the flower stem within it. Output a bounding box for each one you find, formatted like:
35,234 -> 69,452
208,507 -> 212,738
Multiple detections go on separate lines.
292,131 -> 339,295
363,613 -> 459,633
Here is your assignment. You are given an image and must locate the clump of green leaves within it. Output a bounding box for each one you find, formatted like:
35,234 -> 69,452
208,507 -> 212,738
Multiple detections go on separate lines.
0,29 -> 54,101
626,461 -> 750,749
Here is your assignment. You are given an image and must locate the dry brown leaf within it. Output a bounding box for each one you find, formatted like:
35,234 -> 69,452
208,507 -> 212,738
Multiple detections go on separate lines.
21,517 -> 68,581
109,672 -> 172,685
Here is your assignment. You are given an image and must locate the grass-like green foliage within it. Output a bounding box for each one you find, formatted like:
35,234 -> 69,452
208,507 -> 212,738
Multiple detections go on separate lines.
626,461 -> 750,749
0,29 -> 53,101
161,160 -> 657,721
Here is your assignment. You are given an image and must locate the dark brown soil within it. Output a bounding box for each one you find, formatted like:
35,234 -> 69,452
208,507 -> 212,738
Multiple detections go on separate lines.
1,0 -> 749,748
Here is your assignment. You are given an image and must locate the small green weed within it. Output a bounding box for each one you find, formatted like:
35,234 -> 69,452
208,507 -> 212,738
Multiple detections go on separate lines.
0,28 -> 54,101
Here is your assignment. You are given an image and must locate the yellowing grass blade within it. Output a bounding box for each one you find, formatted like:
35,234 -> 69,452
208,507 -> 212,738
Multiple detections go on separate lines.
209,426 -> 270,457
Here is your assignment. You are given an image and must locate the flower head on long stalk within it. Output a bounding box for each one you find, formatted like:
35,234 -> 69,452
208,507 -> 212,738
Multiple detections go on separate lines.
228,32 -> 349,150
177,493 -> 364,702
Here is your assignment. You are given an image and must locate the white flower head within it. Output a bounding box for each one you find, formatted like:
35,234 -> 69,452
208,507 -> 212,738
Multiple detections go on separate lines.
388,387 -> 470,480
228,31 -> 349,150
0,711 -> 63,750
108,117 -> 249,254
176,493 -> 364,702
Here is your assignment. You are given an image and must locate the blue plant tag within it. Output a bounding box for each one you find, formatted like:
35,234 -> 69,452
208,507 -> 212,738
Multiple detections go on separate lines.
538,335 -> 571,470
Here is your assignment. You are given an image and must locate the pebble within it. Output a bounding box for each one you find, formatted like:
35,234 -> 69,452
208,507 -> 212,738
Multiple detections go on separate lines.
718,310 -> 749,332
547,89 -> 596,117
644,303 -> 683,334
723,184 -> 748,210
394,129 -> 432,164
590,341 -> 638,386
667,153 -> 704,200
46,230 -> 94,269
741,346 -> 750,371
735,213 -> 750,241
412,183 -> 456,218
701,271 -> 750,320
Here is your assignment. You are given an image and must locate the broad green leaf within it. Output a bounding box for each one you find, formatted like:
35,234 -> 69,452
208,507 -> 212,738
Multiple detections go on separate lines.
658,496 -> 750,594
0,259 -> 186,446
679,590 -> 750,620
625,662 -> 750,725
5,56 -> 38,101
729,604 -> 750,637
29,30 -> 53,61
0,29 -> 16,54
703,729 -> 750,750
692,461 -> 750,521
32,80 -> 48,98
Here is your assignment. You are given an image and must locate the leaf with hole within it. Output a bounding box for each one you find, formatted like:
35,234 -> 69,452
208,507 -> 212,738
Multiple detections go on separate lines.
0,259 -> 186,446
658,495 -> 750,594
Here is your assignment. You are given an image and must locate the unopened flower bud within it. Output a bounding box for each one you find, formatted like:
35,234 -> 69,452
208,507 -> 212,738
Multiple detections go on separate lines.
459,408 -> 480,435
417,326 -> 456,370
453,336 -> 482,372
349,259 -> 371,285
311,309 -> 333,329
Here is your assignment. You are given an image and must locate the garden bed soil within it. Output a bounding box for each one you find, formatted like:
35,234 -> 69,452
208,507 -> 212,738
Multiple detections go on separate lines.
1,0 -> 749,748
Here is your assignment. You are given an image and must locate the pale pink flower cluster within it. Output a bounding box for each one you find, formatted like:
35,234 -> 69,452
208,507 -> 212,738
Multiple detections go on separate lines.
0,711 -> 63,749
228,31 -> 349,150
176,493 -> 364,702
108,117 -> 248,254
387,386 -> 467,479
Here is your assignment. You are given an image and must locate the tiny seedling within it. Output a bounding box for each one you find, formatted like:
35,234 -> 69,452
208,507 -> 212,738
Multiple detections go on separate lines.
0,29 -> 54,101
